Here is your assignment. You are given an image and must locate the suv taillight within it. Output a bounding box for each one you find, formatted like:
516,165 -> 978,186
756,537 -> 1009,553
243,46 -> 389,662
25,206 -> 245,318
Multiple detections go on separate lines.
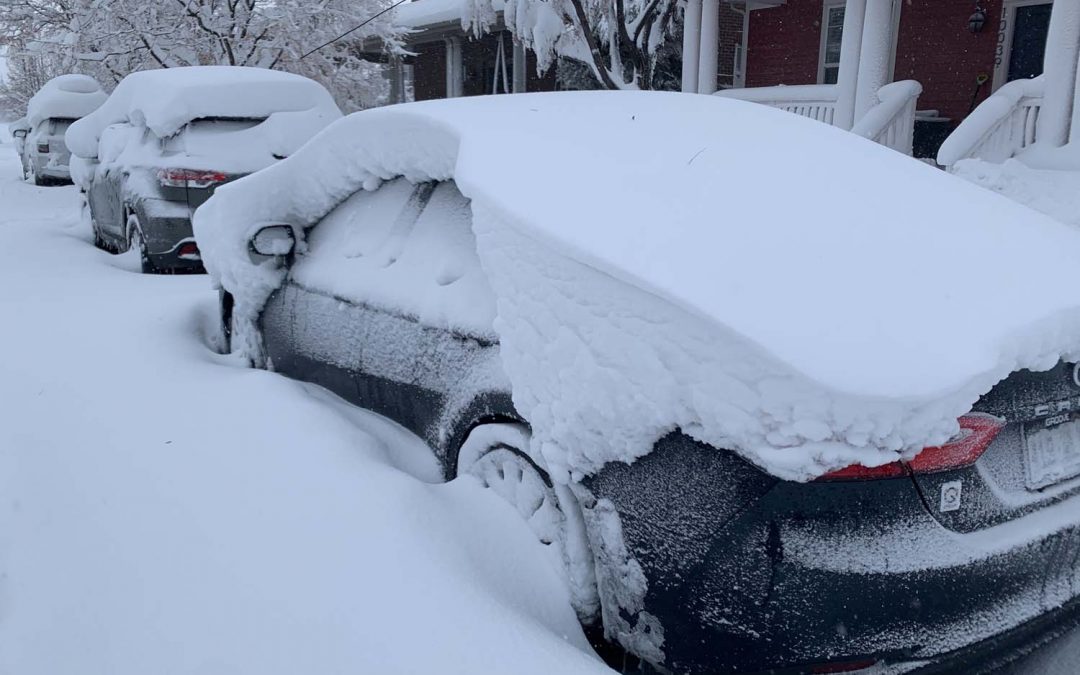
37,142 -> 49,153
157,168 -> 227,189
817,413 -> 1005,481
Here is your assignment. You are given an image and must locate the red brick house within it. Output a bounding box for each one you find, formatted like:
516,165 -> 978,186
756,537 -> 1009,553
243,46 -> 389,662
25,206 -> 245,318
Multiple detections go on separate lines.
733,0 -> 1052,126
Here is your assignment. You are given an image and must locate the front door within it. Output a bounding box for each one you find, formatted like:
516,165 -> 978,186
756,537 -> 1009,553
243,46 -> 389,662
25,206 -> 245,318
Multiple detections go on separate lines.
1007,2 -> 1053,82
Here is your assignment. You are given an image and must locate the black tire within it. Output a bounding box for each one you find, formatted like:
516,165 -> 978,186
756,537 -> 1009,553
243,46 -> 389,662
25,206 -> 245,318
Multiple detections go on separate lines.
127,214 -> 157,274
220,291 -> 235,353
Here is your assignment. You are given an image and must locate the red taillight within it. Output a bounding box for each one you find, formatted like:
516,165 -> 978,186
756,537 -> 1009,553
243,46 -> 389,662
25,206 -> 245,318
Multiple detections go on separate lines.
818,413 -> 1005,482
177,242 -> 200,257
157,168 -> 227,189
817,460 -> 907,481
906,412 -> 1004,474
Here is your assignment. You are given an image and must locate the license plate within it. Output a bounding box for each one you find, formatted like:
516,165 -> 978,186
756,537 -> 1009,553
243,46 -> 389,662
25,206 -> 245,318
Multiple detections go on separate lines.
1024,417 -> 1080,490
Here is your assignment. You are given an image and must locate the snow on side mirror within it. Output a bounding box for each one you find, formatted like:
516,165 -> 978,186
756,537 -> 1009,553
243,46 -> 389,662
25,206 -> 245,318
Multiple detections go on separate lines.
12,130 -> 26,139
249,225 -> 295,257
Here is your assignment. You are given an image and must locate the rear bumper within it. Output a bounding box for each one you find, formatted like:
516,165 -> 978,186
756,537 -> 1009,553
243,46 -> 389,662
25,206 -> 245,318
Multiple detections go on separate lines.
582,433 -> 1080,674
138,200 -> 204,273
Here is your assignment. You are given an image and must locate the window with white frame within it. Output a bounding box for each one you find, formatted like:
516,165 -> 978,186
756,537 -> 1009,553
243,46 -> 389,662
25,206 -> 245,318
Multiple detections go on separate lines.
819,0 -> 846,84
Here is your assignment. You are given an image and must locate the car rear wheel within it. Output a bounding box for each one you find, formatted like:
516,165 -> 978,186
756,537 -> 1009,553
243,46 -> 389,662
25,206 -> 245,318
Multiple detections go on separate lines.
455,423 -> 598,622
127,214 -> 156,274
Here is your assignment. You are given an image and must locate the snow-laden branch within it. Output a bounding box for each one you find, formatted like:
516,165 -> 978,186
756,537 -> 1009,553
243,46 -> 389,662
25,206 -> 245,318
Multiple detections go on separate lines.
465,0 -> 676,89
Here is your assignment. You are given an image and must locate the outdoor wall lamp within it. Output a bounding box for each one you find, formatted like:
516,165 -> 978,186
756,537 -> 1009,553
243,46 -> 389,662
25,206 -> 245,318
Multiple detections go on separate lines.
968,6 -> 987,33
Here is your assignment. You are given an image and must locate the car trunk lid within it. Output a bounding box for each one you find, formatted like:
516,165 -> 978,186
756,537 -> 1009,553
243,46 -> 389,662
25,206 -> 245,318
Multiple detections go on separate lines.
911,361 -> 1080,534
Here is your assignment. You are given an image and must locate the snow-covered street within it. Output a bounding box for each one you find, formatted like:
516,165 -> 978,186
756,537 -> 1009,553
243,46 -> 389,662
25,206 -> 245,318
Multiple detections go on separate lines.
0,139 -> 608,673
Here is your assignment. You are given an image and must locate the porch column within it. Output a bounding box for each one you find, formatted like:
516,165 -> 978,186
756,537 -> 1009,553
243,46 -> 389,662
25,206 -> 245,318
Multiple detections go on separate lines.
512,39 -> 527,93
388,54 -> 404,104
682,0 -> 702,92
853,0 -> 893,123
697,0 -> 720,94
1040,0 -> 1080,145
445,37 -> 464,97
833,0 -> 866,129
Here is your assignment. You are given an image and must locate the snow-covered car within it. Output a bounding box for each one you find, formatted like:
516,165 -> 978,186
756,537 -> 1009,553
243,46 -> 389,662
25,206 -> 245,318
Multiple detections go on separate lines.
23,75 -> 106,185
66,66 -> 341,274
8,116 -> 30,179
195,92 -> 1080,674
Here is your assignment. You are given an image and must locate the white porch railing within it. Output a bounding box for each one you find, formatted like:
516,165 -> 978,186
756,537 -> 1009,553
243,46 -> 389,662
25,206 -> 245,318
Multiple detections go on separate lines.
714,84 -> 839,124
714,80 -> 922,155
936,76 -> 1044,168
851,80 -> 922,156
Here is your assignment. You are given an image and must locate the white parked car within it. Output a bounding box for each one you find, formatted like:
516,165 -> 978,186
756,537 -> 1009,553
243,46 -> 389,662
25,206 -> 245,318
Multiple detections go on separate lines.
23,75 -> 106,185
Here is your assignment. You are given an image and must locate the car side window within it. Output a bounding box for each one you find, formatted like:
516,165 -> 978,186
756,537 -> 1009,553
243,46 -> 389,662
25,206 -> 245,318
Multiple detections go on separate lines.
292,177 -> 497,336
98,124 -> 135,165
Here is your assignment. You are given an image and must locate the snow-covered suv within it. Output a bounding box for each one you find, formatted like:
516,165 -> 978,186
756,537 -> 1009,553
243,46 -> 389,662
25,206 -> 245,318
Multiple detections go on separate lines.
66,66 -> 341,273
23,75 -> 106,185
196,92 -> 1080,674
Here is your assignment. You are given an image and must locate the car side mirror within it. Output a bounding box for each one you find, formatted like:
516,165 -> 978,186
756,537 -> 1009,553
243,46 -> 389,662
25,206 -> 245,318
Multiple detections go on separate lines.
249,224 -> 296,257
12,130 -> 26,139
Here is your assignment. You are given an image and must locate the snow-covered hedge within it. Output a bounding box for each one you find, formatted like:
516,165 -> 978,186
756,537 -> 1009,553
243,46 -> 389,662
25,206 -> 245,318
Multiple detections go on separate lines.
195,91 -> 1080,481
26,74 -> 107,128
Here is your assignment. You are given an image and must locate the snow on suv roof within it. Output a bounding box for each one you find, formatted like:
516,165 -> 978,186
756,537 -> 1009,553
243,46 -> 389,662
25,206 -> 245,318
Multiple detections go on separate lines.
27,74 -> 107,128
66,66 -> 340,160
195,91 -> 1080,480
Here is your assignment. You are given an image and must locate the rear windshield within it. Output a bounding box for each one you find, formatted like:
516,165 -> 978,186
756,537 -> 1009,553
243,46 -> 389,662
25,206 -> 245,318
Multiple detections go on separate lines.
47,118 -> 76,136
162,117 -> 267,155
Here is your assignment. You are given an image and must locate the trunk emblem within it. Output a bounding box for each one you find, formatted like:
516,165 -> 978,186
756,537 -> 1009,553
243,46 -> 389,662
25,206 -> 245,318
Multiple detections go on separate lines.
940,480 -> 962,512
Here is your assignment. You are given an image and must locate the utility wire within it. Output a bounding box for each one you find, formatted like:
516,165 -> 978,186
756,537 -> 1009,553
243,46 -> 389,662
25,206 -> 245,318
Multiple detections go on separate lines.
299,0 -> 411,60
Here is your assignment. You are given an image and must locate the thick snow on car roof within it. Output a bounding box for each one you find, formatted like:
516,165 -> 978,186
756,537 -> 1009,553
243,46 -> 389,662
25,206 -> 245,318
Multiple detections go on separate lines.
196,92 -> 1080,480
26,74 -> 106,128
66,66 -> 340,160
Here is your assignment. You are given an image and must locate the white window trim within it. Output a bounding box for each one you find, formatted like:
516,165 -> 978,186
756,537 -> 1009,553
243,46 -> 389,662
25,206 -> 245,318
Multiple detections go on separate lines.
817,0 -> 902,85
992,0 -> 1054,92
817,0 -> 847,84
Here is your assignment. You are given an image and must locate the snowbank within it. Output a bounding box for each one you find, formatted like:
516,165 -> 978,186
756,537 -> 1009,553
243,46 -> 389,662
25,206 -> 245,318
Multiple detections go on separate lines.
195,92 -> 1080,481
66,66 -> 341,160
953,158 -> 1080,228
26,74 -> 106,128
0,155 -> 604,675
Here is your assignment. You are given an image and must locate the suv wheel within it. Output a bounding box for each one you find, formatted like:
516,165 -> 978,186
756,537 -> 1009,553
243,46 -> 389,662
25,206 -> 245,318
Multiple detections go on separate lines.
127,214 -> 156,274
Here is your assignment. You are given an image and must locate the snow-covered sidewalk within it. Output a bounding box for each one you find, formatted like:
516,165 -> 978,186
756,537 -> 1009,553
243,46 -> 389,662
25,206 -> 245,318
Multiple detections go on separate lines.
0,143 -> 606,674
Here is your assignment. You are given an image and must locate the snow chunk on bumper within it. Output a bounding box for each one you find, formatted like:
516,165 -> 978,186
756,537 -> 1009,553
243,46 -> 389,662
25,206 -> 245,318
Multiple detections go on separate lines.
195,92 -> 1080,481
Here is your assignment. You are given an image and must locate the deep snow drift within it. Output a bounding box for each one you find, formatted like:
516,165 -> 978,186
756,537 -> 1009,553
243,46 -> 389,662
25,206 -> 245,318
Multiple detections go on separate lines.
195,91 -> 1080,481
0,142 -> 606,674
954,158 -> 1080,229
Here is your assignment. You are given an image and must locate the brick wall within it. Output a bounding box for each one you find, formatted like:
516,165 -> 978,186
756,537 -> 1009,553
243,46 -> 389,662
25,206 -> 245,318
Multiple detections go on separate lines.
745,1 -> 825,87
743,0 -> 1005,123
893,0 -> 1001,122
411,31 -> 557,102
413,41 -> 446,101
